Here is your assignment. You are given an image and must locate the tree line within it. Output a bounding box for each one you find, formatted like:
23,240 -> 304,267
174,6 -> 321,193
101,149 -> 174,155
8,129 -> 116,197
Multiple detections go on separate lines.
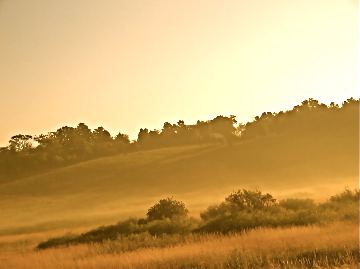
0,97 -> 358,182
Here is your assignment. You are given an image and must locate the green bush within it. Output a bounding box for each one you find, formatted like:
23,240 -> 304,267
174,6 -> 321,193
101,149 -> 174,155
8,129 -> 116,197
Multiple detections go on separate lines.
197,190 -> 353,234
279,198 -> 316,211
197,208 -> 323,234
200,203 -> 231,221
37,233 -> 78,249
146,197 -> 189,221
225,189 -> 277,212
146,217 -> 199,236
329,188 -> 359,203
319,190 -> 359,222
37,188 -> 358,250
76,218 -> 141,243
200,189 -> 276,221
37,218 -> 143,249
36,217 -> 199,250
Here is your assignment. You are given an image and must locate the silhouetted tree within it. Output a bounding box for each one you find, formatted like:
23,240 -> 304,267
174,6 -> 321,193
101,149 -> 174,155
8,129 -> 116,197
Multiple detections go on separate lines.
137,128 -> 162,148
8,134 -> 33,152
137,128 -> 149,146
208,115 -> 237,144
193,120 -> 210,144
76,123 -> 92,142
161,122 -> 178,146
92,127 -> 112,143
54,126 -> 77,148
1,97 -> 358,183
176,120 -> 192,145
114,132 -> 130,144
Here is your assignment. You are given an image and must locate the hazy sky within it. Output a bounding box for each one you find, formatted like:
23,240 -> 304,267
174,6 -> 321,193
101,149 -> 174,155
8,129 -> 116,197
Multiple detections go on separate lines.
0,0 -> 358,146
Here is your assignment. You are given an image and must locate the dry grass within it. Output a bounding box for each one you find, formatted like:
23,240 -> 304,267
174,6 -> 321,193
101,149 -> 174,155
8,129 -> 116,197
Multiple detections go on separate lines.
1,221 -> 358,269
0,225 -> 99,256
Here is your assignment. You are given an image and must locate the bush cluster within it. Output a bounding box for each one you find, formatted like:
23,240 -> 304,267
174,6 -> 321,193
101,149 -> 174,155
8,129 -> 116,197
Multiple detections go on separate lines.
37,188 -> 359,250
37,198 -> 198,249
198,189 -> 358,233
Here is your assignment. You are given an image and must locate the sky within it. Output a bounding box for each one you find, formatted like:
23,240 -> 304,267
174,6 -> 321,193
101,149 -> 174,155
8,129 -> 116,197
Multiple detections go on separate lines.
0,0 -> 358,146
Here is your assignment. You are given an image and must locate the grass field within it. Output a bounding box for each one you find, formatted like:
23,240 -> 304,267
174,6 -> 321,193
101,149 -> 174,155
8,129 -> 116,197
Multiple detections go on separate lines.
0,221 -> 358,268
0,138 -> 357,234
0,138 -> 357,268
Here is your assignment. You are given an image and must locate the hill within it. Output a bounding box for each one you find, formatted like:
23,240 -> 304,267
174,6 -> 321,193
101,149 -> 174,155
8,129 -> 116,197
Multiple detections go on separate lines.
0,130 -> 357,234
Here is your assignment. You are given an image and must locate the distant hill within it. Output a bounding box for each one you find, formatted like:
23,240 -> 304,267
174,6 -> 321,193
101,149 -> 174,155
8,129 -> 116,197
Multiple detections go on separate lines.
1,98 -> 358,186
0,129 -> 357,234
0,98 -> 357,234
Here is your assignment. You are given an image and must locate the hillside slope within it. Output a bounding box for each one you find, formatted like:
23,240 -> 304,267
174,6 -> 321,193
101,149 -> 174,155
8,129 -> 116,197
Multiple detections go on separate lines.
0,134 -> 357,234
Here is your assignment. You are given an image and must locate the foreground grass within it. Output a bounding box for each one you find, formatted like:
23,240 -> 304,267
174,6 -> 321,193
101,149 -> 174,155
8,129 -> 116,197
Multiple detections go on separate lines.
0,221 -> 358,269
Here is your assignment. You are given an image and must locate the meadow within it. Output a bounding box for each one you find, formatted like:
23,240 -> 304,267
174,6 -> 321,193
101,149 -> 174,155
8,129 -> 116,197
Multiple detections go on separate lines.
0,220 -> 358,268
0,186 -> 358,268
0,137 -> 357,234
0,132 -> 358,268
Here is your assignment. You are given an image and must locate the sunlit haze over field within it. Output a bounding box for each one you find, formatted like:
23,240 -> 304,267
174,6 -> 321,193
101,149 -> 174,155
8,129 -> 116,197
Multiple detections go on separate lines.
0,0 -> 358,145
0,2 -> 359,267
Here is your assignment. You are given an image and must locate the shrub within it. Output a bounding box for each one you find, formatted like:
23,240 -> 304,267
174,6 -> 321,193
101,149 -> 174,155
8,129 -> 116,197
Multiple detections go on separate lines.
329,188 -> 359,203
225,189 -> 277,212
77,218 -> 141,243
146,217 -> 199,236
319,189 -> 359,221
197,208 -> 323,234
146,197 -> 189,221
279,198 -> 316,211
37,233 -> 78,249
200,189 -> 276,220
200,203 -> 230,221
37,188 -> 358,250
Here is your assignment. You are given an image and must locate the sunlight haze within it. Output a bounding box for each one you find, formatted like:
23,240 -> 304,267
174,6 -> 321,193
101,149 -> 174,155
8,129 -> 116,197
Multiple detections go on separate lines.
0,0 -> 357,146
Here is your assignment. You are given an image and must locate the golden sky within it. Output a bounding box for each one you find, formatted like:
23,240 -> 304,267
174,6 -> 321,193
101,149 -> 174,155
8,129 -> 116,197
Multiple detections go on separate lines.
0,0 -> 358,146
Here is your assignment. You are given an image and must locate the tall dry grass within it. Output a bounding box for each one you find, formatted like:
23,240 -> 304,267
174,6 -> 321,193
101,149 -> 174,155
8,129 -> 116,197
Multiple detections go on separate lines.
1,221 -> 357,269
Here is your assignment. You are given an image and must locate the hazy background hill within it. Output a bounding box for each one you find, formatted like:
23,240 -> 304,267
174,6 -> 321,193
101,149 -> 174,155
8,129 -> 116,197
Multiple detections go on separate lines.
0,98 -> 357,234
0,130 -> 357,234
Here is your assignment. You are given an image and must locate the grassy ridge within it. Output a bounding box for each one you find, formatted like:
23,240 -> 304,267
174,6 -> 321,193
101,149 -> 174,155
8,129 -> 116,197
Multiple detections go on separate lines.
0,133 -> 357,233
